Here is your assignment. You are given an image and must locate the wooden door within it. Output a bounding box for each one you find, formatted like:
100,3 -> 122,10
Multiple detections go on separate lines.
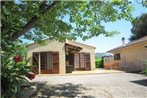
32,52 -> 59,74
52,52 -> 59,73
32,53 -> 39,74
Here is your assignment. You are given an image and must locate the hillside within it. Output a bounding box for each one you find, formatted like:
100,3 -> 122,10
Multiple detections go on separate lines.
95,53 -> 105,58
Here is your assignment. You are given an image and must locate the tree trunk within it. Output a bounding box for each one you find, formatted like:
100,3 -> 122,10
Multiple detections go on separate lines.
12,1 -> 59,41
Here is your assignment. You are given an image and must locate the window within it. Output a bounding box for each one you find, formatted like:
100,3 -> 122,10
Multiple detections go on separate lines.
40,52 -> 47,70
114,53 -> 121,60
80,53 -> 85,68
47,52 -> 53,69
74,53 -> 91,70
104,58 -> 108,62
40,52 -> 53,70
74,53 -> 80,69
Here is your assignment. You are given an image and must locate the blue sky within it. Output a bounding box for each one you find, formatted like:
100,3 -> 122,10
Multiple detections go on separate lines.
77,1 -> 146,53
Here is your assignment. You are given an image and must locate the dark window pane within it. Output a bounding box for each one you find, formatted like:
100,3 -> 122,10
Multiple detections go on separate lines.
114,53 -> 121,60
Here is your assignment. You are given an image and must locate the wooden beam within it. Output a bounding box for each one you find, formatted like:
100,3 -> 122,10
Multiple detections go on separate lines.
39,52 -> 41,74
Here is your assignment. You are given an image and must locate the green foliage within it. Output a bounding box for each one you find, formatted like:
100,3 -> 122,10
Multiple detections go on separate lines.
2,0 -> 134,43
143,68 -> 147,76
1,40 -> 34,98
1,60 -> 33,98
95,58 -> 104,68
130,13 -> 147,41
136,0 -> 147,7
142,60 -> 147,76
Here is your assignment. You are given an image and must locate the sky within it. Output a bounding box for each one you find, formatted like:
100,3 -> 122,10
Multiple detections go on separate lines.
22,1 -> 146,53
77,1 -> 146,53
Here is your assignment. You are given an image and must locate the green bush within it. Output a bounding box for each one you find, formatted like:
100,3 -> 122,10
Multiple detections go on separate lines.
1,60 -> 33,98
143,68 -> 147,76
142,60 -> 147,76
95,58 -> 103,68
1,40 -> 34,98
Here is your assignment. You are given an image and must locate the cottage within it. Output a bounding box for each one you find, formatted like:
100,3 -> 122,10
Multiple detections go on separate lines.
104,36 -> 147,72
27,39 -> 96,74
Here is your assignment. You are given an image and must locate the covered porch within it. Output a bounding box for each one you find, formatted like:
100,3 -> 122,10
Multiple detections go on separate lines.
65,43 -> 91,73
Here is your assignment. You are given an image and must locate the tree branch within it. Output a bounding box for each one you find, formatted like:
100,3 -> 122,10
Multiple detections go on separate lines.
12,1 -> 59,40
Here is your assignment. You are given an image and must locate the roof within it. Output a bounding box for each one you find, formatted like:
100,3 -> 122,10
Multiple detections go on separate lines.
108,36 -> 147,52
103,53 -> 114,57
26,38 -> 96,49
66,40 -> 96,49
26,38 -> 49,47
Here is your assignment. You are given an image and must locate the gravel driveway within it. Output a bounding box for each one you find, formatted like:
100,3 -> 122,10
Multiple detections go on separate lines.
32,73 -> 147,98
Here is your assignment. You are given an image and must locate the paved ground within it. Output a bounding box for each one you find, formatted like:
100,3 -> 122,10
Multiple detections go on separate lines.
70,68 -> 123,75
32,73 -> 147,98
36,68 -> 123,76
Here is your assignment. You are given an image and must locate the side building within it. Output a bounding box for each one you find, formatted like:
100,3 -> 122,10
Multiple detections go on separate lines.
104,36 -> 147,72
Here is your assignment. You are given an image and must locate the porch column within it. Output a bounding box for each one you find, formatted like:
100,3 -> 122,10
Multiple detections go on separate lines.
39,52 -> 41,74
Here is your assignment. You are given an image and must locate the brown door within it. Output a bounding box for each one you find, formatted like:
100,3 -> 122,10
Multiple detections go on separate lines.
32,53 -> 39,74
52,52 -> 59,73
40,52 -> 59,74
32,52 -> 59,74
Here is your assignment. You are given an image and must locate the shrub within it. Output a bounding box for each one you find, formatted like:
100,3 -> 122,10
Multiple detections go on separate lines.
143,68 -> 147,76
142,60 -> 147,76
1,59 -> 33,98
95,58 -> 103,68
1,40 -> 34,98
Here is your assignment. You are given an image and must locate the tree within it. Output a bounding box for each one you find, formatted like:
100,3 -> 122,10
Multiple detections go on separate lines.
2,0 -> 134,43
129,13 -> 147,41
129,0 -> 147,41
135,0 -> 147,7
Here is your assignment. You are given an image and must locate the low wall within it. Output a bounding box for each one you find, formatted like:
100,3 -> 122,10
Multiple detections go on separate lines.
104,61 -> 146,72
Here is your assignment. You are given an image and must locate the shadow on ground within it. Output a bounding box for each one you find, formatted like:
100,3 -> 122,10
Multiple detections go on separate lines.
130,79 -> 147,87
31,82 -> 94,98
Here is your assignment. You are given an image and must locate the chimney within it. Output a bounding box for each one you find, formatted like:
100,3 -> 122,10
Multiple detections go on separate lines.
122,37 -> 125,46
